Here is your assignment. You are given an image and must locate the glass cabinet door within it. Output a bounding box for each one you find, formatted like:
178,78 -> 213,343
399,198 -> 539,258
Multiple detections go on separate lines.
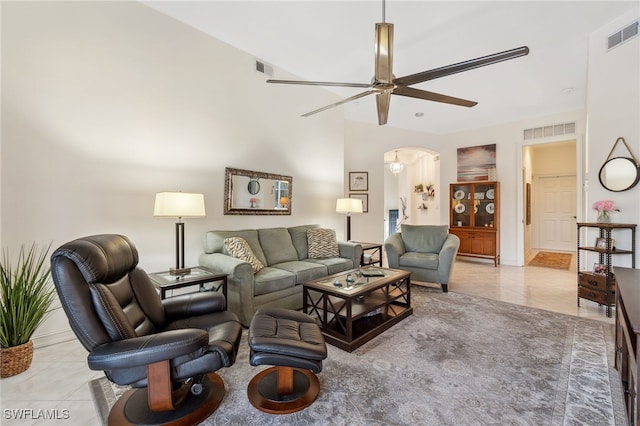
472,183 -> 496,228
451,184 -> 471,227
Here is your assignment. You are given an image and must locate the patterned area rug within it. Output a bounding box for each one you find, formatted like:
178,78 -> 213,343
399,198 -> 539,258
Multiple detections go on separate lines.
529,251 -> 573,270
89,287 -> 627,425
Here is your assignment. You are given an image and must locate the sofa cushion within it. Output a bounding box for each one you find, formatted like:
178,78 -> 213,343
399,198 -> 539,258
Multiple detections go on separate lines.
253,267 -> 297,296
288,224 -> 319,260
307,228 -> 339,258
270,261 -> 328,283
223,237 -> 265,273
306,257 -> 354,275
399,252 -> 439,269
205,230 -> 268,266
258,228 -> 299,266
401,224 -> 449,253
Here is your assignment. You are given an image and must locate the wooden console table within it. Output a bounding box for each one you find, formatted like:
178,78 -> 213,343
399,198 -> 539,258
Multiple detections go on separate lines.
615,266 -> 640,426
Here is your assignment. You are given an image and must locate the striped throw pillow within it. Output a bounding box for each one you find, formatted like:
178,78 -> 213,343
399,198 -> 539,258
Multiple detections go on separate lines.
307,228 -> 339,259
223,237 -> 264,273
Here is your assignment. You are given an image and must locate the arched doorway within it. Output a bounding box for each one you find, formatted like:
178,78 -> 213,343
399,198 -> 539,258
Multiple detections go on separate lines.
383,148 -> 442,240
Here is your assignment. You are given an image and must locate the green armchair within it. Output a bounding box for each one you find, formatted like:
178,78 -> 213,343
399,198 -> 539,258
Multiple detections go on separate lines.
384,224 -> 460,292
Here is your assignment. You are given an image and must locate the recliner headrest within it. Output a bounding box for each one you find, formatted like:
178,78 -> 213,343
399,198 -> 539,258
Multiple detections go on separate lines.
51,234 -> 139,284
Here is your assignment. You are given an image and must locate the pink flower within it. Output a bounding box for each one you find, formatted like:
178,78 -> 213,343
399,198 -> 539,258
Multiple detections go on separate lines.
592,200 -> 619,212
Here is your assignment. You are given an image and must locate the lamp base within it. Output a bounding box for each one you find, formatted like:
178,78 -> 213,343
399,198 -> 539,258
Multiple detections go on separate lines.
169,267 -> 192,276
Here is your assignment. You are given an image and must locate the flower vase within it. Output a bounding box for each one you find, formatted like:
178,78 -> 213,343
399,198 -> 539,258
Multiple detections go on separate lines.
597,211 -> 610,223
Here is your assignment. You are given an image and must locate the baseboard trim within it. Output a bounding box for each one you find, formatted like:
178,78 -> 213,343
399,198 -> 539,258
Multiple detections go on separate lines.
33,329 -> 76,348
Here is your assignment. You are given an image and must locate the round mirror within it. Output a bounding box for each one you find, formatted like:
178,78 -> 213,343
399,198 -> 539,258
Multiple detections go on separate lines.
247,179 -> 261,195
599,157 -> 640,192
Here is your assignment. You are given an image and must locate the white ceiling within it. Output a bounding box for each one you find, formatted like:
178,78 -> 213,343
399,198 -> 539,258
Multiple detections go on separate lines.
142,1 -> 638,134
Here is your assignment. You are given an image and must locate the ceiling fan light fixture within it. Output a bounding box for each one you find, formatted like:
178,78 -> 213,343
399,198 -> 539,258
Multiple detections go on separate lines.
265,0 -> 529,126
389,150 -> 404,175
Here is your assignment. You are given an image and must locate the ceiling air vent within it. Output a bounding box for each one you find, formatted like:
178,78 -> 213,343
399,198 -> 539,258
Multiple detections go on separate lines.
607,20 -> 639,51
523,122 -> 576,140
255,60 -> 273,76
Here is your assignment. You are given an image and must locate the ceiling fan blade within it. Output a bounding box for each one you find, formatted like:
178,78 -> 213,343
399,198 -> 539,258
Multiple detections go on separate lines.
301,90 -> 375,117
267,79 -> 371,88
394,46 -> 530,87
375,23 -> 394,84
376,92 -> 391,125
393,86 -> 477,107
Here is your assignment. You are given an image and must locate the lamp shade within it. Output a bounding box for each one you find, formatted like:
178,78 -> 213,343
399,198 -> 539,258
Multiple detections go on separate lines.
153,192 -> 206,218
336,198 -> 363,214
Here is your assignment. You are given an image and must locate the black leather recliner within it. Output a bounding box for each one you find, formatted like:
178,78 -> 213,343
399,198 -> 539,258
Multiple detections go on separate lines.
50,234 -> 242,425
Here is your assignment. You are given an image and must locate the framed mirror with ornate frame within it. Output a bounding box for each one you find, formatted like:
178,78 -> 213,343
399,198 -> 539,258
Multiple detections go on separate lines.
224,167 -> 292,215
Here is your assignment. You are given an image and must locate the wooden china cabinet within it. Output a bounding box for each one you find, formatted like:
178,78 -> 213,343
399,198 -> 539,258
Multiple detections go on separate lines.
449,181 -> 500,266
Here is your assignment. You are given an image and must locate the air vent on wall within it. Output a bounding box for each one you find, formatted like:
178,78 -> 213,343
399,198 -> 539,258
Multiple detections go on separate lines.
523,122 -> 576,140
255,60 -> 273,76
608,20 -> 639,50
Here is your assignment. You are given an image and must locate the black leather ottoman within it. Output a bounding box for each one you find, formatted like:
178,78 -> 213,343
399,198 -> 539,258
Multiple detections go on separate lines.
247,307 -> 327,414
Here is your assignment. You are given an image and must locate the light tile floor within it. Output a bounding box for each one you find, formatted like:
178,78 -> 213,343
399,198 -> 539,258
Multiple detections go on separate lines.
0,254 -> 614,425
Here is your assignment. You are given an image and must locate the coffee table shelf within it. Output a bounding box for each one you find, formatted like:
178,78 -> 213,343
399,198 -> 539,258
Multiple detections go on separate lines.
303,267 -> 412,352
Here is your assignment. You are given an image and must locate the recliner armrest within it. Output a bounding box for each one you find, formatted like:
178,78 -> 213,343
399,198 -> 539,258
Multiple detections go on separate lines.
87,329 -> 208,371
162,291 -> 226,319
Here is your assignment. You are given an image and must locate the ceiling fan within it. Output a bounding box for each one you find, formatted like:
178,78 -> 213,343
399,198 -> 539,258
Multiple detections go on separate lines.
267,1 -> 529,125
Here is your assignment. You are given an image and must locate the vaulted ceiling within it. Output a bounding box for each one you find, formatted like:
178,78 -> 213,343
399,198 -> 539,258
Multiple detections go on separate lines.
143,1 -> 638,134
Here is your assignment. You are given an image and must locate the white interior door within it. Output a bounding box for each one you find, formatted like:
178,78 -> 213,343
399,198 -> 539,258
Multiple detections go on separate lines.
534,175 -> 577,251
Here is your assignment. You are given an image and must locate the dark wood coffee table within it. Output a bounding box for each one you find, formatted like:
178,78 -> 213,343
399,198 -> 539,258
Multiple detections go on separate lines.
303,267 -> 411,352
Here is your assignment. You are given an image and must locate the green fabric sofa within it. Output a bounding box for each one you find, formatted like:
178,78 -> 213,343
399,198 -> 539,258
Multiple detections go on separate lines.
199,224 -> 362,326
384,224 -> 460,292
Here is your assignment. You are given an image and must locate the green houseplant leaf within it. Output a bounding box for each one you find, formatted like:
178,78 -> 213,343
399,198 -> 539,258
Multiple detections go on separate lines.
0,243 -> 55,348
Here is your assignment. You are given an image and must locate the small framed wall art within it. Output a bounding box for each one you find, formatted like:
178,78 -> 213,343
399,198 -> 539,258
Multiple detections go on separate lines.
349,172 -> 368,191
349,193 -> 368,213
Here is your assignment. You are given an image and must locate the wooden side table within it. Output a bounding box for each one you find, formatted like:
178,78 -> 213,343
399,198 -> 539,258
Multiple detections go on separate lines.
354,242 -> 383,267
148,266 -> 228,302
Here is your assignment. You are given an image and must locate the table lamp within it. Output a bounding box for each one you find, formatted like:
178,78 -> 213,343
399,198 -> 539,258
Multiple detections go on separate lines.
336,198 -> 363,241
154,192 -> 206,275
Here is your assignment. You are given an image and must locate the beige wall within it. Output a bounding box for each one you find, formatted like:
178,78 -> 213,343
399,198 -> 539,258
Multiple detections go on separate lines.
1,1 -> 347,346
531,141 -> 576,176
584,7 -> 640,268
